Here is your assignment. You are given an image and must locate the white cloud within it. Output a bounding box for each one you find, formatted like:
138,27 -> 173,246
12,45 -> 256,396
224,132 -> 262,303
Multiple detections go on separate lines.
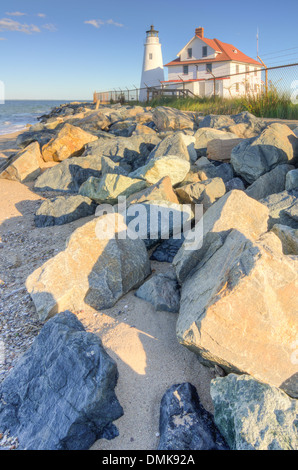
85,18 -> 124,29
106,19 -> 123,27
5,12 -> 26,16
0,18 -> 41,34
43,23 -> 57,32
0,37 -> 6,40
37,13 -> 46,18
84,19 -> 104,28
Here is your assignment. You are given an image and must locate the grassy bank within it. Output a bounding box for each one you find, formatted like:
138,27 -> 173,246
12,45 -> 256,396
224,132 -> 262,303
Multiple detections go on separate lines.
132,89 -> 298,120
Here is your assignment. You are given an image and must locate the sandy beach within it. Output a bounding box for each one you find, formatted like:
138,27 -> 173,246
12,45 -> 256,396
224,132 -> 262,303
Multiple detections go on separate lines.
0,130 -> 215,450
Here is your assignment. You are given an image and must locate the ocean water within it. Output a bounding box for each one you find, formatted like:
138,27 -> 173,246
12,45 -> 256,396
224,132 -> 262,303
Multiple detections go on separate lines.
0,100 -> 70,136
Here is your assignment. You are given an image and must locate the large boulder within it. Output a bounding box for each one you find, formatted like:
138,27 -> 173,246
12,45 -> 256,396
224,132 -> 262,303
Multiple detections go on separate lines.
130,155 -> 190,186
245,164 -> 294,201
177,230 -> 298,398
211,374 -> 298,450
125,176 -> 179,206
83,134 -> 160,170
34,154 -> 103,192
173,190 -> 269,283
261,190 -> 298,229
175,177 -> 226,210
200,111 -> 267,138
272,224 -> 298,255
135,272 -> 180,313
147,132 -> 196,163
79,174 -> 148,205
26,214 -> 151,321
158,383 -> 229,450
196,161 -> 234,183
150,236 -> 185,263
35,195 -> 96,227
70,111 -> 111,134
0,142 -> 42,182
42,123 -> 98,162
231,124 -> 298,184
153,107 -> 197,132
194,128 -> 239,156
0,312 -> 123,450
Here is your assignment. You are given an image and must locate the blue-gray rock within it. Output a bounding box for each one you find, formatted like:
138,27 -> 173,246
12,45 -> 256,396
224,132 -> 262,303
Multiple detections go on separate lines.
158,383 -> 229,450
211,374 -> 298,450
16,129 -> 56,149
245,164 -> 294,201
0,312 -> 123,450
260,190 -> 298,229
135,272 -> 180,313
225,177 -> 245,192
286,169 -> 298,191
150,236 -> 185,263
35,195 -> 97,227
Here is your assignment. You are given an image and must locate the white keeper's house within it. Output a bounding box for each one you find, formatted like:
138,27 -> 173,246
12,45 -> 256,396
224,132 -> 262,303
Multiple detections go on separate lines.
163,27 -> 263,98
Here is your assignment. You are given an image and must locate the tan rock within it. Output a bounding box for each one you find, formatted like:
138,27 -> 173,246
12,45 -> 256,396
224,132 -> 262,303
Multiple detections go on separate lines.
177,230 -> 298,398
125,176 -> 179,206
0,142 -> 42,182
131,155 -> 190,186
42,123 -> 98,162
176,178 -> 226,210
26,214 -> 151,321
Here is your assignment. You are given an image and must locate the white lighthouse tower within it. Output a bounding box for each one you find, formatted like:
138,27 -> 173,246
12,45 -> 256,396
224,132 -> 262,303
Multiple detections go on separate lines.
139,25 -> 164,101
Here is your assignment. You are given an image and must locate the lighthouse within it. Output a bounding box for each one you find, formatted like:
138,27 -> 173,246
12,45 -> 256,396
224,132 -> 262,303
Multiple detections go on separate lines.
139,25 -> 164,101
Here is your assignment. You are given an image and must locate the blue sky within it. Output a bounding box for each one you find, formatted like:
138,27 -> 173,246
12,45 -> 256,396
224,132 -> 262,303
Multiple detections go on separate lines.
0,0 -> 297,100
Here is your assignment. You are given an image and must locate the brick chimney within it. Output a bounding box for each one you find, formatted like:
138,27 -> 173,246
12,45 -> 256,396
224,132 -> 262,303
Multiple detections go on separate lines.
195,27 -> 204,38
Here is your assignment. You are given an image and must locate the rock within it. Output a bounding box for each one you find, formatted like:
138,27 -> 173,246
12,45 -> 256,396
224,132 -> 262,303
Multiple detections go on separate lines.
16,129 -> 56,148
42,123 -> 98,162
176,178 -> 226,210
150,236 -> 185,263
211,374 -> 298,450
101,156 -> 131,176
35,195 -> 96,227
225,177 -> 245,192
124,200 -> 192,250
132,123 -> 157,136
83,134 -> 160,171
197,162 -> 234,183
147,132 -> 196,163
109,120 -> 135,137
0,312 -> 123,450
26,214 -> 151,321
0,142 -> 42,182
200,111 -> 267,138
245,164 -> 294,200
130,155 -> 190,186
158,383 -> 229,450
261,190 -> 298,229
231,124 -> 298,184
34,154 -> 103,192
286,169 -> 298,191
272,224 -> 298,254
71,111 -> 111,134
135,272 -> 180,313
177,230 -> 298,398
125,176 -> 179,206
194,128 -> 239,156
173,190 -> 269,283
79,174 -> 148,205
153,107 -> 196,132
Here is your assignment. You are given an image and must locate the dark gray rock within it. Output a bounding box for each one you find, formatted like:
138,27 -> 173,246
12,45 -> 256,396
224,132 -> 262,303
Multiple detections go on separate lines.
135,272 -> 180,313
150,236 -> 185,263
225,177 -> 246,192
158,383 -> 229,450
34,155 -> 103,192
35,195 -> 96,227
0,312 -> 123,450
245,164 -> 294,201
16,129 -> 56,149
260,190 -> 298,229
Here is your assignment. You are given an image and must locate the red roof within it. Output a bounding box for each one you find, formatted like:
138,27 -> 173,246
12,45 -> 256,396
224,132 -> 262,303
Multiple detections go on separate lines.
165,35 -> 262,67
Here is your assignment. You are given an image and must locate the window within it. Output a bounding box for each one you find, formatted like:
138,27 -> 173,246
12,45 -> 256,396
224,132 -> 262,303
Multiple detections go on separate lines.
187,48 -> 192,59
236,64 -> 240,74
202,46 -> 207,57
206,63 -> 212,73
254,67 -> 258,76
149,53 -> 153,60
183,65 -> 189,75
236,83 -> 239,92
